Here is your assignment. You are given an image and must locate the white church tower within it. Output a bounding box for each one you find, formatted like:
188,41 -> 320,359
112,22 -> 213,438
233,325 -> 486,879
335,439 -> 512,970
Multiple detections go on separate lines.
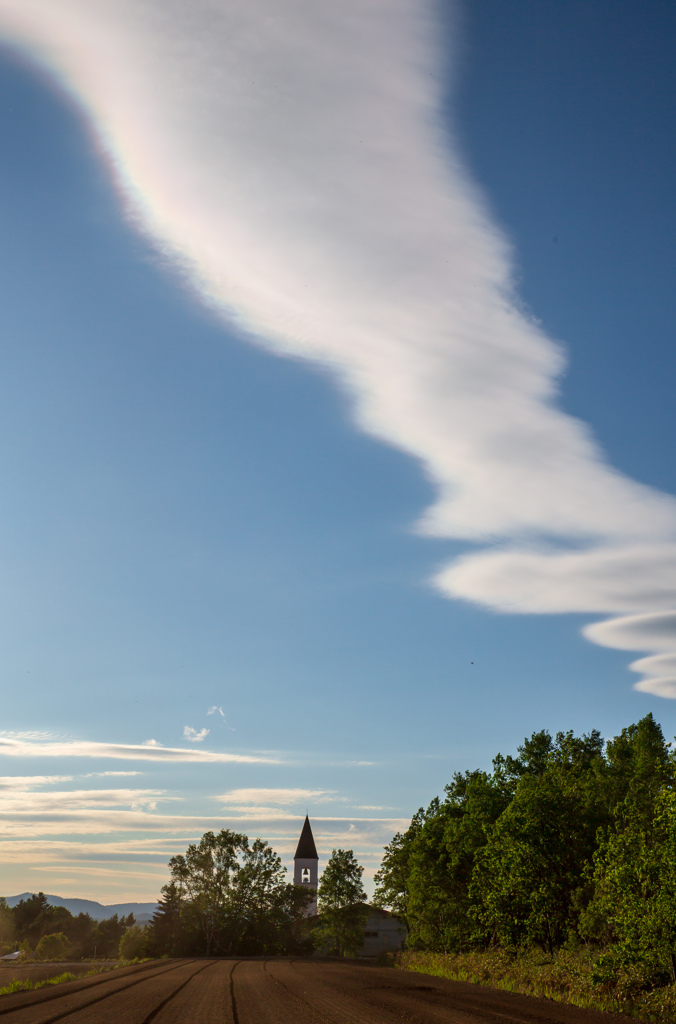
293,815 -> 319,916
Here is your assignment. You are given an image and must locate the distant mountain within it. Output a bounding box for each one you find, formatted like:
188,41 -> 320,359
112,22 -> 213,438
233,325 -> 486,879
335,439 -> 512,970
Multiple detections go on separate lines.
2,893 -> 158,923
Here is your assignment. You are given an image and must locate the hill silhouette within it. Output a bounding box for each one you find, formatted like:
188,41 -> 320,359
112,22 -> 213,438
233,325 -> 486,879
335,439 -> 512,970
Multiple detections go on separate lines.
3,892 -> 157,923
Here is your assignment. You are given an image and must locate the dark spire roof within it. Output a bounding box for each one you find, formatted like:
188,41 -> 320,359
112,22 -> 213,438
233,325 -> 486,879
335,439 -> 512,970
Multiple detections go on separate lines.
294,815 -> 318,859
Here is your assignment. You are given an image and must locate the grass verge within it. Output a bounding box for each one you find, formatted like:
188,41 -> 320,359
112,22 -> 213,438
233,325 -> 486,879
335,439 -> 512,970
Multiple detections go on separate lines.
0,961 -> 130,998
0,972 -> 79,996
393,948 -> 676,1022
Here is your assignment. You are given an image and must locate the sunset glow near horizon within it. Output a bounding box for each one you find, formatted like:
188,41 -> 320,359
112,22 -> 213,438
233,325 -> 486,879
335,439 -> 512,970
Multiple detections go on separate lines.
0,0 -> 675,902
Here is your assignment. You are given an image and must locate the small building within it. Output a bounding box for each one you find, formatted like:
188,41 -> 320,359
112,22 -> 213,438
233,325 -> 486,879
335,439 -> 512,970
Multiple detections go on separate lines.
293,815 -> 318,916
357,904 -> 407,957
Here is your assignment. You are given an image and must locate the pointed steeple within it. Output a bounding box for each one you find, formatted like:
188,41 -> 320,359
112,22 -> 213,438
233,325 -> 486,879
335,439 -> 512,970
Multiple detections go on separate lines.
293,815 -> 319,916
294,814 -> 318,859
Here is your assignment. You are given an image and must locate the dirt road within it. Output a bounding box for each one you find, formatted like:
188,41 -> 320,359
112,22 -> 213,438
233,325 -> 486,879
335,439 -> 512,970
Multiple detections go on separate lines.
0,957 -> 642,1023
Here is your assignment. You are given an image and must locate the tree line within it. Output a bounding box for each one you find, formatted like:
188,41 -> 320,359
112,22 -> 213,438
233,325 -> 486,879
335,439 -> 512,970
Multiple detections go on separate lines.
0,839 -> 371,961
144,832 -> 368,958
0,892 -> 135,959
373,713 -> 676,984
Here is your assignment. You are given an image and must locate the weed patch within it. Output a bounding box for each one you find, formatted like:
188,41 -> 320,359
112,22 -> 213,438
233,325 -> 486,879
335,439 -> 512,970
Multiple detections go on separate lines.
0,972 -> 78,997
393,948 -> 676,1022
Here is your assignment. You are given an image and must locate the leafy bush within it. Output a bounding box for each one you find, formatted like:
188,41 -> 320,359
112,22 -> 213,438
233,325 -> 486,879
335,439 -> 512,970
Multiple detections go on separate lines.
35,932 -> 70,961
119,925 -> 147,960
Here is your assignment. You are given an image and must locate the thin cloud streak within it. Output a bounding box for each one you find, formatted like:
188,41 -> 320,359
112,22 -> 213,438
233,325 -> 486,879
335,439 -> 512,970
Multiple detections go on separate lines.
0,733 -> 279,764
0,776 -> 74,789
0,787 -> 169,813
0,806 -> 406,840
0,1 -> 674,691
218,788 -> 338,806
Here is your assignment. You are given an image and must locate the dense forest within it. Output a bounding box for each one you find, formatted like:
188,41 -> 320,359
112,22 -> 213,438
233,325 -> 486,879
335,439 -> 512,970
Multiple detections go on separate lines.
373,713 -> 676,986
0,892 -> 135,959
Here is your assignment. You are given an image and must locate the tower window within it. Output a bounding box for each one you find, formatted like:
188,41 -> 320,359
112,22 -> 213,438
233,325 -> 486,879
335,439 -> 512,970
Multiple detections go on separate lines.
301,868 -> 311,883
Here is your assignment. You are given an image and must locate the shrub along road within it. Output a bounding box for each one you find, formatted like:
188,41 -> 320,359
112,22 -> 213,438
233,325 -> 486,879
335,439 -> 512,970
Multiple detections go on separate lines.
0,957 -> 643,1023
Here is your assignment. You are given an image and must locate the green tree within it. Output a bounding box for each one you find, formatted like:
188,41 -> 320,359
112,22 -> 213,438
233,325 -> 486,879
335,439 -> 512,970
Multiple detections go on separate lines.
92,914 -> 135,958
314,849 -> 368,956
166,829 -> 310,955
375,764 -> 514,951
168,829 -> 247,955
373,810 -> 425,926
35,932 -> 70,961
12,893 -> 51,946
0,898 -> 15,954
585,789 -> 676,980
146,881 -> 186,957
65,914 -> 96,960
471,729 -> 608,952
411,767 -> 514,951
224,838 -> 309,955
605,713 -> 672,822
119,924 -> 147,960
11,893 -> 77,950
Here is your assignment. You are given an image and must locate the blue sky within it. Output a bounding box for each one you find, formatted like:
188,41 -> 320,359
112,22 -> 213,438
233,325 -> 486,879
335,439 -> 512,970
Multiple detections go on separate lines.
0,0 -> 674,902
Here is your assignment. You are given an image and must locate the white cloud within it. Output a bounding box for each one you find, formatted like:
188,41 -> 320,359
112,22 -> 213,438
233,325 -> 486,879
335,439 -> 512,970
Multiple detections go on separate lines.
436,544 -> 676,616
219,787 -> 336,806
182,726 -> 209,743
0,813 -> 405,901
0,732 -> 279,764
84,771 -> 142,777
207,706 -> 225,718
582,613 -> 676,697
353,805 -> 395,811
0,776 -> 73,790
0,787 -> 168,814
0,0 -> 675,694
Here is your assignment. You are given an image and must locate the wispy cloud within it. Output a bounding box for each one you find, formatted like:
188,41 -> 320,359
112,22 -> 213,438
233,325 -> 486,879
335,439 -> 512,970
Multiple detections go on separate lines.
207,706 -> 235,732
0,773 -> 404,899
0,787 -> 169,814
0,732 -> 279,764
0,810 -> 405,900
0,1 -> 674,693
353,805 -> 395,811
0,776 -> 73,789
182,726 -> 209,743
218,788 -> 338,806
84,771 -> 143,777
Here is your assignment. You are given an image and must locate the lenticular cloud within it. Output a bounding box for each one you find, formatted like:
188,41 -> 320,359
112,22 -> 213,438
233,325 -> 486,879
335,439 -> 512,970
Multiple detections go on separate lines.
1,0 -> 675,694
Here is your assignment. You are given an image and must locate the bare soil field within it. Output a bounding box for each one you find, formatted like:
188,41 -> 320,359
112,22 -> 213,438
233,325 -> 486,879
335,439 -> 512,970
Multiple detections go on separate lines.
0,957 -> 646,1023
0,962 -> 116,986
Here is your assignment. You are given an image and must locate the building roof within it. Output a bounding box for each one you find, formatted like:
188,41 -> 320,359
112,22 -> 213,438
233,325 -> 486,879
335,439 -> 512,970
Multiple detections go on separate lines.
294,815 -> 318,859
